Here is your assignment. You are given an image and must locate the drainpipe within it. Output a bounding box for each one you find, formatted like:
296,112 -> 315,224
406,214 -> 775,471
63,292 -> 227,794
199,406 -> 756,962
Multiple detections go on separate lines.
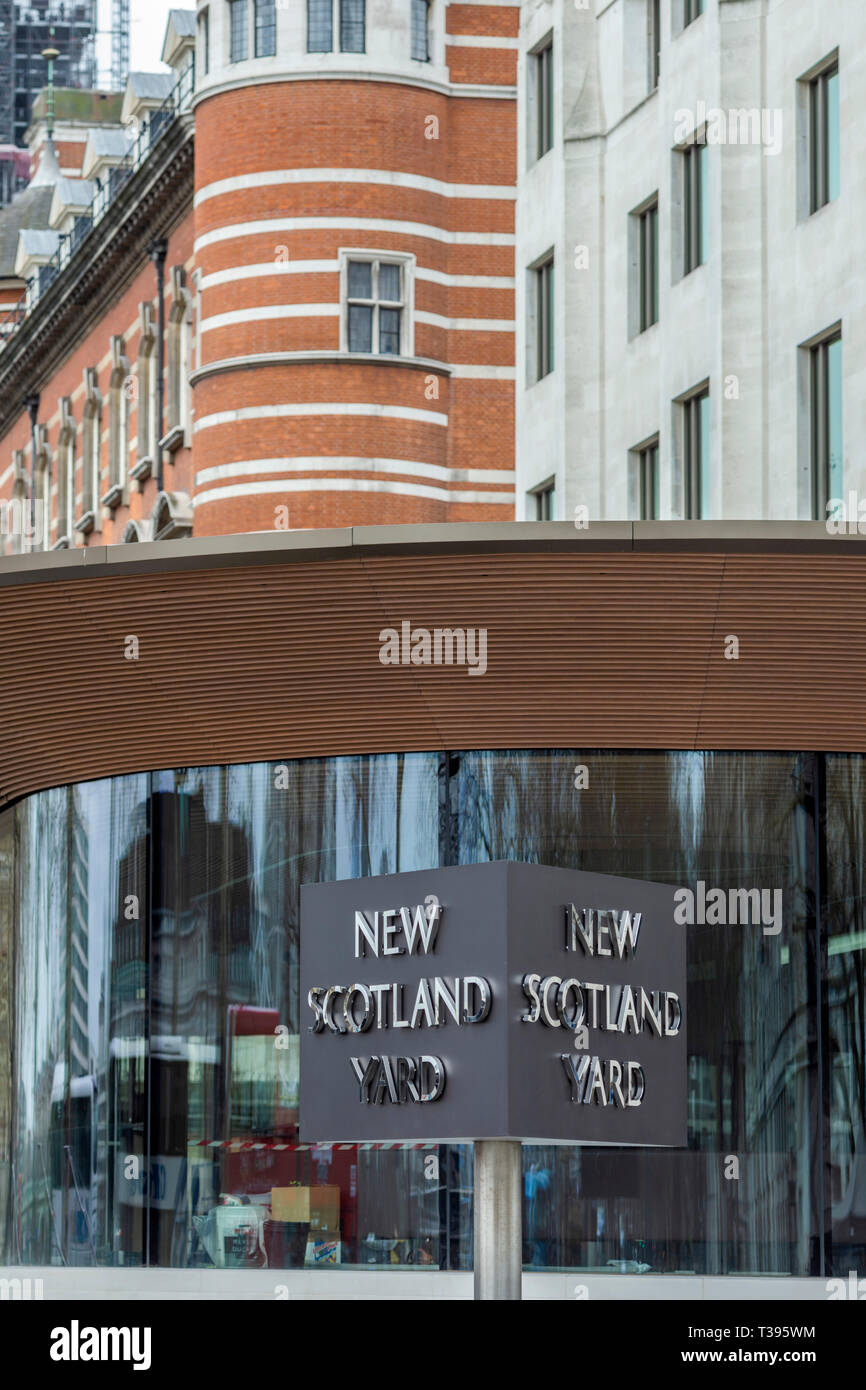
147,237 -> 168,494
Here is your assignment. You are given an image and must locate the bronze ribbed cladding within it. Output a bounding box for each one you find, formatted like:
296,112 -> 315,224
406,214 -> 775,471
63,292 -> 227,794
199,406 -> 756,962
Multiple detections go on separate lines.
1,522 -> 865,809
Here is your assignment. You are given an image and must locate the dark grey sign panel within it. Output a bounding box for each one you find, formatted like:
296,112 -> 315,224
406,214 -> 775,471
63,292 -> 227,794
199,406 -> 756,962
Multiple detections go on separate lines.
299,861 -> 686,1145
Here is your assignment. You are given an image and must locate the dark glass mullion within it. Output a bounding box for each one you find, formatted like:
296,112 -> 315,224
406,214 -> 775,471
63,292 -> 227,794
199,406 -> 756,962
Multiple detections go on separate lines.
802,752 -> 830,1276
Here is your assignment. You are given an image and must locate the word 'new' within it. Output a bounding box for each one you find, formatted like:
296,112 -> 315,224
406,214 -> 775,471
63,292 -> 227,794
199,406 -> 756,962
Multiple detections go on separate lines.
566,905 -> 642,958
355,903 -> 441,957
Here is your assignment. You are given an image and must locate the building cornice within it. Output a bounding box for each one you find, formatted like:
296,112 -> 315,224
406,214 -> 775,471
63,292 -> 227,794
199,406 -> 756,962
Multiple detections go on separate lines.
192,71 -> 516,108
0,113 -> 194,438
190,351 -> 454,387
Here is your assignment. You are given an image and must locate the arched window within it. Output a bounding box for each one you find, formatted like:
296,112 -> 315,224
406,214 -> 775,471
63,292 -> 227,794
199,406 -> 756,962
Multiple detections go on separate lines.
165,265 -> 193,452
5,456 -> 27,556
56,397 -> 76,547
33,425 -> 51,551
107,335 -> 131,505
151,490 -> 193,542
78,367 -> 102,533
135,301 -> 157,475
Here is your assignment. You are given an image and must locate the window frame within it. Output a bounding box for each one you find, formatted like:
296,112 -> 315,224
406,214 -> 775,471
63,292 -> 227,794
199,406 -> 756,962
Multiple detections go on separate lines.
681,385 -> 710,521
529,478 -> 556,521
648,0 -> 661,91
530,34 -> 554,163
681,137 -> 708,276
411,0 -> 430,62
639,196 -> 659,332
254,0 -> 277,58
199,6 -> 210,77
339,0 -> 365,54
809,329 -> 842,520
529,252 -> 554,385
340,250 -> 414,358
631,436 -> 660,520
229,0 -> 249,64
809,61 -> 840,214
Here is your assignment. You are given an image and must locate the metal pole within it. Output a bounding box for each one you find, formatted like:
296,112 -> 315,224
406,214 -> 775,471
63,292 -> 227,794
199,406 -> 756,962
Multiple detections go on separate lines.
473,1139 -> 522,1300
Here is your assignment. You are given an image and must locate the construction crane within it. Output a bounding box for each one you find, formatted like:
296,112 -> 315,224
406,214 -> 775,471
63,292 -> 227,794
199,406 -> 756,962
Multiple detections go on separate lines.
109,0 -> 129,92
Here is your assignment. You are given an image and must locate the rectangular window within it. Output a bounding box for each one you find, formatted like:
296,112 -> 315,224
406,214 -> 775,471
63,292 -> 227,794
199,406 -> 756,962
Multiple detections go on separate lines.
683,388 -> 710,520
811,332 -> 842,518
229,0 -> 249,63
639,199 -> 659,331
533,38 -> 553,160
532,255 -> 554,382
810,63 -> 840,212
254,0 -> 277,57
637,439 -> 660,519
307,0 -> 333,51
649,0 -> 660,89
346,258 -> 404,355
682,140 -> 707,274
199,7 -> 210,76
411,0 -> 430,61
340,0 -> 365,53
683,0 -> 704,25
531,480 -> 555,521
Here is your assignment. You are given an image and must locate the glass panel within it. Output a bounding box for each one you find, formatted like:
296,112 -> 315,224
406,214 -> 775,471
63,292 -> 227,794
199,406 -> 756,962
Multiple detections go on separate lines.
379,307 -> 401,355
378,262 -> 401,303
826,757 -> 866,1278
455,750 -> 815,1276
347,260 -> 372,299
825,69 -> 840,202
307,0 -> 332,52
348,303 -> 373,352
4,750 -> 858,1278
411,0 -> 429,61
230,0 -> 249,63
340,0 -> 365,53
254,0 -> 277,58
827,336 -> 843,503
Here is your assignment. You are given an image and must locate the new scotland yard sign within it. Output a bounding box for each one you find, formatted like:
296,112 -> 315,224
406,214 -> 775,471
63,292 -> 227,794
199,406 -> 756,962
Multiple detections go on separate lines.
299,861 -> 686,1145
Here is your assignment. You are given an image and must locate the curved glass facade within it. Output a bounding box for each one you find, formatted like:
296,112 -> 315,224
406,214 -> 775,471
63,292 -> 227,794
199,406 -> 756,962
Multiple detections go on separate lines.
0,750 -> 863,1277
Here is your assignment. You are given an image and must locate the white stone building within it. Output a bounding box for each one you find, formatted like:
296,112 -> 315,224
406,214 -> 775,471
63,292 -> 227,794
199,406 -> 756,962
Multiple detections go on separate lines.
515,0 -> 864,522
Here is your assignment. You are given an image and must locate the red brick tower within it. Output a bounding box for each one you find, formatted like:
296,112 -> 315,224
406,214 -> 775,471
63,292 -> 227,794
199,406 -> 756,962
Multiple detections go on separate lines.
191,0 -> 517,534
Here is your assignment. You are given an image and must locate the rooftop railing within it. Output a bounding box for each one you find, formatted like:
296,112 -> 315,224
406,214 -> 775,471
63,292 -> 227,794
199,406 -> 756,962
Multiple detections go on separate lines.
0,60 -> 194,351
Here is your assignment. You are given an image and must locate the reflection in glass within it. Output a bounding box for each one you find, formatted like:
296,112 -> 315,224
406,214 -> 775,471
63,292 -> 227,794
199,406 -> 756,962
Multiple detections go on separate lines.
1,749 -> 862,1279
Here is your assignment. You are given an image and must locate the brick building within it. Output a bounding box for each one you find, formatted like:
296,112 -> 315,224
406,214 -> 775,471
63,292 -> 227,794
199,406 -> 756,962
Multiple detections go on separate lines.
0,1 -> 517,552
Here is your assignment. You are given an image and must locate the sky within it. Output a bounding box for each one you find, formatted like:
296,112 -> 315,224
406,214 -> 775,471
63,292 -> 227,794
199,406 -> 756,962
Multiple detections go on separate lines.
93,0 -> 178,81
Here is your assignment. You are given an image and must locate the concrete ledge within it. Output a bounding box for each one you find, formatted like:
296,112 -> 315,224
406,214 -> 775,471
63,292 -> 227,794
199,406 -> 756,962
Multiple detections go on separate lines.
2,520 -> 864,590
0,1267 -> 836,1301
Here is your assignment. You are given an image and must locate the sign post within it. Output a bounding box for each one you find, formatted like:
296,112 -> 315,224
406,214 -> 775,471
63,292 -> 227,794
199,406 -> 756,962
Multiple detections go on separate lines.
474,1139 -> 522,1300
300,861 -> 686,1299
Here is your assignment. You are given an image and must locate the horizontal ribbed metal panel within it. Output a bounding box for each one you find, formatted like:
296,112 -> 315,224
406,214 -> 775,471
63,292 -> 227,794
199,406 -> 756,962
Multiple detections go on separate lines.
1,525 -> 864,807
